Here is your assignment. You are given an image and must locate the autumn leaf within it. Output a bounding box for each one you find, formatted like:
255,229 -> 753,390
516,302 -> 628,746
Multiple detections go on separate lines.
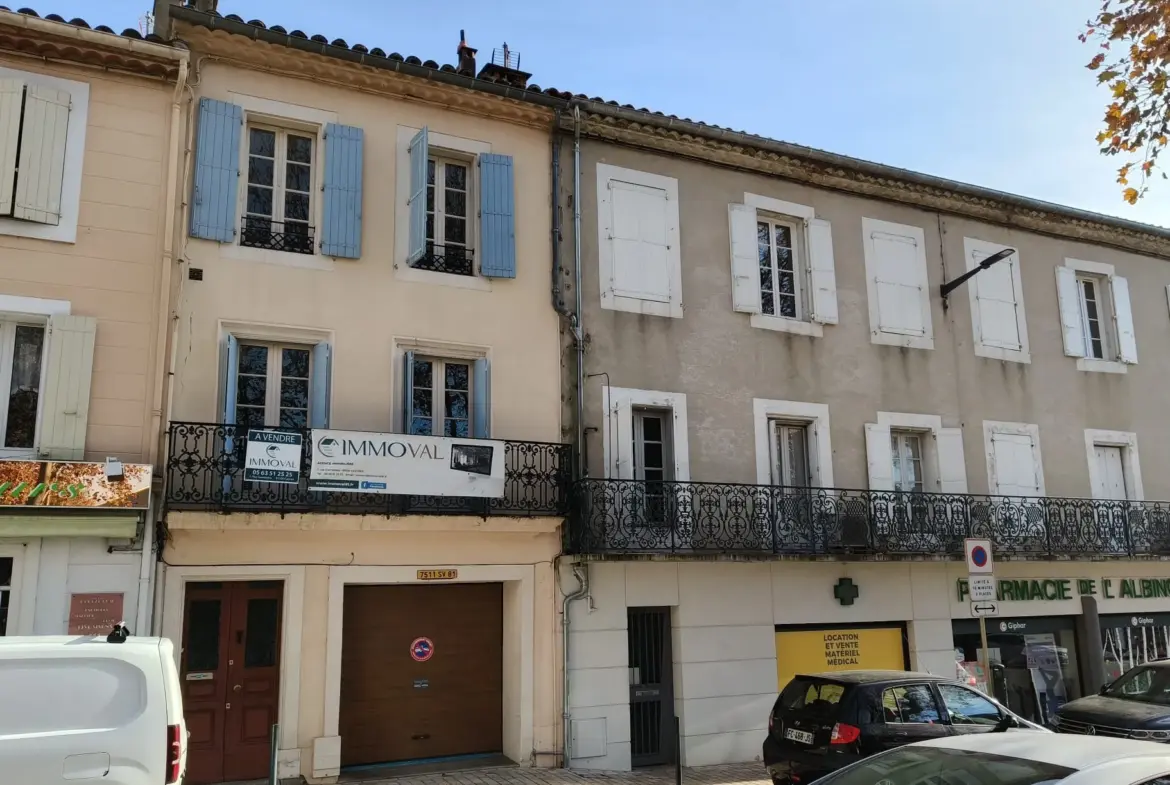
1124,187 -> 1140,203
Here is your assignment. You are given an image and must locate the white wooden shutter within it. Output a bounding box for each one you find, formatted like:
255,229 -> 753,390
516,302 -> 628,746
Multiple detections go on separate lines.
871,232 -> 926,336
611,398 -> 634,479
864,423 -> 894,491
13,85 -> 70,225
1055,266 -> 1086,358
970,249 -> 1021,350
807,217 -> 839,325
38,314 -> 96,460
990,433 -> 1041,497
935,427 -> 968,494
1111,275 -> 1138,364
728,203 -> 761,314
0,78 -> 23,216
610,181 -> 671,302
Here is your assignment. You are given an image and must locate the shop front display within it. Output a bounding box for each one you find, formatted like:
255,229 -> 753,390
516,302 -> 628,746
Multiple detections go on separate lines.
775,622 -> 908,689
1100,613 -> 1170,684
952,617 -> 1081,727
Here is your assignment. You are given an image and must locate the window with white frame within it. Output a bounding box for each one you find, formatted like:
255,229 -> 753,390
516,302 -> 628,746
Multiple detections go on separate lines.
890,430 -> 925,493
862,218 -> 933,349
771,421 -> 811,487
408,356 -> 473,438
1084,429 -> 1143,502
0,70 -> 87,242
597,164 -> 682,318
0,321 -> 45,454
235,343 -> 313,429
633,408 -> 674,525
728,195 -> 838,335
242,126 -> 315,255
421,155 -> 474,276
1056,260 -> 1137,368
984,422 -> 1044,498
964,238 -> 1029,362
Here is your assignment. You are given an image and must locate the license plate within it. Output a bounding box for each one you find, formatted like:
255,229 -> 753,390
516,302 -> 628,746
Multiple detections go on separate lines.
784,728 -> 815,745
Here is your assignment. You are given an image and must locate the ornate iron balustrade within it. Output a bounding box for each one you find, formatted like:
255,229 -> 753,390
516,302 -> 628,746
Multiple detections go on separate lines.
240,217 -> 315,255
567,479 -> 1170,558
411,245 -> 475,276
165,422 -> 571,517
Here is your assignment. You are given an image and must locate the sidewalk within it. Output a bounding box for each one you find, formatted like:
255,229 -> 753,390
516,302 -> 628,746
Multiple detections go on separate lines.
337,762 -> 770,785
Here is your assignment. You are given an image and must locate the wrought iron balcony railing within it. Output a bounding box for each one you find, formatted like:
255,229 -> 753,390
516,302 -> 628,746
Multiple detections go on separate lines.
165,422 -> 571,517
240,217 -> 315,255
567,479 -> 1170,558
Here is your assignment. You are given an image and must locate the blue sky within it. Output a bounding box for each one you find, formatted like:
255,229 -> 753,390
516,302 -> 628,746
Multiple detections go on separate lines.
33,0 -> 1169,226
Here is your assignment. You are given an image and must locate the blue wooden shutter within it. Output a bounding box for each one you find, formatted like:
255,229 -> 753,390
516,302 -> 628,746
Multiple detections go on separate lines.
472,357 -> 491,438
320,124 -> 364,258
191,98 -> 243,242
220,334 -> 239,498
479,153 -> 516,279
407,127 -> 428,264
310,342 -> 332,428
401,350 -> 416,433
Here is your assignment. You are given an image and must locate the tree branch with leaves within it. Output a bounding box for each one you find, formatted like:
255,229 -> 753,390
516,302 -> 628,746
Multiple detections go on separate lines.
1083,0 -> 1170,203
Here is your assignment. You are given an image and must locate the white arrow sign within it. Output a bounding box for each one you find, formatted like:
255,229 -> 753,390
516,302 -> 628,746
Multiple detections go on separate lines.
970,601 -> 1000,617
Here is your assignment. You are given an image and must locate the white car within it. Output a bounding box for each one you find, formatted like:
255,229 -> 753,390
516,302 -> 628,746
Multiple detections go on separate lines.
808,732 -> 1170,784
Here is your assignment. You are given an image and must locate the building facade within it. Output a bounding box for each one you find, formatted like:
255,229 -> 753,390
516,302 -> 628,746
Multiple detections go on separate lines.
555,105 -> 1170,769
0,10 -> 185,641
154,5 -> 568,783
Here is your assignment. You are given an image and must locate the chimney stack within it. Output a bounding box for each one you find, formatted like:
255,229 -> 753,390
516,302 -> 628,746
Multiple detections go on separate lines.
456,29 -> 478,76
477,41 -> 532,88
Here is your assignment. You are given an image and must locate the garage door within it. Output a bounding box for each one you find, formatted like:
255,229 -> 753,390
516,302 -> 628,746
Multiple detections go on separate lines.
340,583 -> 503,767
775,624 -> 907,690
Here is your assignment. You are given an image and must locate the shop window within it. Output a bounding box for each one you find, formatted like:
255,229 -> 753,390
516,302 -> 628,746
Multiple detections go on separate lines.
881,684 -> 941,724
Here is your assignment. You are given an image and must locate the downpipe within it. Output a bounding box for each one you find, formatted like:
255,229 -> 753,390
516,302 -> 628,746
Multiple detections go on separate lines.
572,106 -> 585,476
561,561 -> 589,767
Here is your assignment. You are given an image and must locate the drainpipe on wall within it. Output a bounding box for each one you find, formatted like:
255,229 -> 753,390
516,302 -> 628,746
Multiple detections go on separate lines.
571,106 -> 585,476
137,53 -> 189,635
561,560 -> 589,767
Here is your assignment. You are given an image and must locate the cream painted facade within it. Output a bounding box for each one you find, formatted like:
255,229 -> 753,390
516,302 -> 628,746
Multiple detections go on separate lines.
0,11 -> 186,640
564,559 -> 1170,771
159,12 -> 566,783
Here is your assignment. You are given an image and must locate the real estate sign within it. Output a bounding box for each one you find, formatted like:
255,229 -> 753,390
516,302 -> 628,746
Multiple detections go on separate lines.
308,429 -> 506,497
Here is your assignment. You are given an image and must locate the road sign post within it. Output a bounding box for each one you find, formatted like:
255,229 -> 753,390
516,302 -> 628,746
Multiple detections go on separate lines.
964,538 -> 995,693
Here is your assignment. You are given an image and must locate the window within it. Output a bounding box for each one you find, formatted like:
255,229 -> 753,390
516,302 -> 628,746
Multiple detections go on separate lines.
758,217 -> 804,319
890,430 -> 924,493
634,408 -> 674,525
234,343 -> 312,429
1056,260 -> 1137,370
964,238 -> 1029,363
984,422 -> 1044,498
401,126 -> 515,282
597,164 -> 682,318
0,79 -> 71,228
241,126 -> 315,255
605,387 -> 690,482
407,356 -> 472,437
771,421 -> 811,487
728,195 -> 838,335
0,557 -> 11,636
862,218 -> 933,350
881,684 -> 942,724
936,684 -> 1001,726
416,157 -> 473,276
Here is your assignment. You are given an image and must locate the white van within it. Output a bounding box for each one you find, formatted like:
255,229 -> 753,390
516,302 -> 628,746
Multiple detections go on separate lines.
0,630 -> 186,784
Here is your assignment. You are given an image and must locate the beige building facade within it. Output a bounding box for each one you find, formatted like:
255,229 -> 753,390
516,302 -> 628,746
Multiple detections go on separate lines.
154,5 -> 568,784
0,9 -> 186,644
555,107 -> 1170,769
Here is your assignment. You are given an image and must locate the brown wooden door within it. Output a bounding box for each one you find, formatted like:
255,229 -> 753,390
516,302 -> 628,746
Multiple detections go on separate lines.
340,583 -> 503,767
181,581 -> 283,785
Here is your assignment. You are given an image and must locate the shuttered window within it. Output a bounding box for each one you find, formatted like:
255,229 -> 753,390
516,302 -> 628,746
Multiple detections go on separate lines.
221,336 -> 331,430
403,353 -> 491,438
964,239 -> 1029,362
862,218 -> 933,350
0,322 -> 45,456
985,423 -> 1045,498
1056,261 -> 1138,367
0,79 -> 71,227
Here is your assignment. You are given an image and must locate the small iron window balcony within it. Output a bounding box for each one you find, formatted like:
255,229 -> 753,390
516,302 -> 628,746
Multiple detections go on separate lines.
240,217 -> 316,255
413,244 -> 475,277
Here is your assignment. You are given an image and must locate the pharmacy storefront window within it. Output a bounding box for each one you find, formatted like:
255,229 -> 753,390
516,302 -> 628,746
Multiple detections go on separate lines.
952,617 -> 1081,727
1101,613 -> 1170,685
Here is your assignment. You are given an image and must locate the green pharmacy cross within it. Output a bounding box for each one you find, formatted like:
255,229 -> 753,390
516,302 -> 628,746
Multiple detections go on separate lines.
833,577 -> 860,607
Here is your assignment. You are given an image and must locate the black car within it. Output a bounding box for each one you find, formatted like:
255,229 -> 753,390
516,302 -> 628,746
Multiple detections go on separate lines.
762,670 -> 1042,784
1055,660 -> 1170,740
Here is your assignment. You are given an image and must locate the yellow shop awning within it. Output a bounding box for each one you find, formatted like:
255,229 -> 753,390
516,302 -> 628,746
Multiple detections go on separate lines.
0,515 -> 139,538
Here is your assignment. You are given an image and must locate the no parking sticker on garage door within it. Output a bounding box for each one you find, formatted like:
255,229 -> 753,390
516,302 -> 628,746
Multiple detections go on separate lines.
410,636 -> 435,662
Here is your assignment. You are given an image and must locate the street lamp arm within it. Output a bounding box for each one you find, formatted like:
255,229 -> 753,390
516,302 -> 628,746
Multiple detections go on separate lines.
940,248 -> 1016,301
